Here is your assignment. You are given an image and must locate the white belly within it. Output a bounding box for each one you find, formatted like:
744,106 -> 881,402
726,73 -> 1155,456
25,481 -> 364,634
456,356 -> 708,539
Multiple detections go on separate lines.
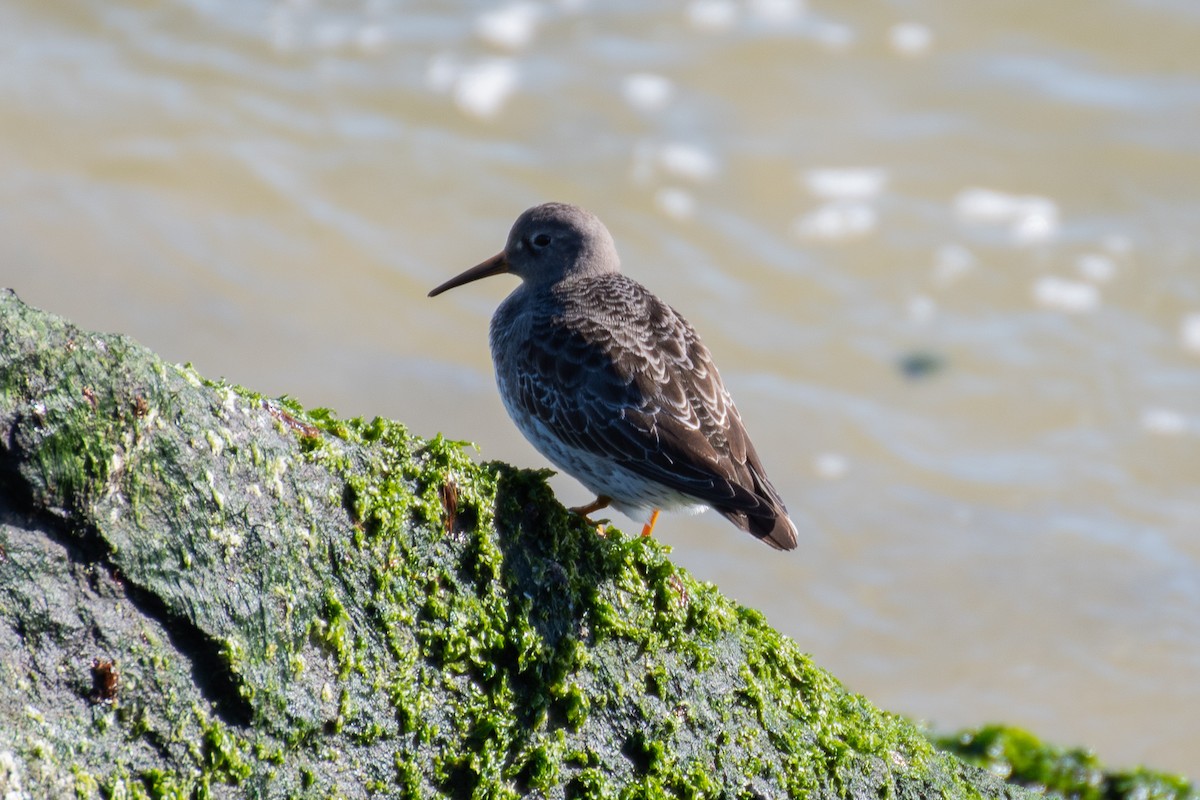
498,387 -> 709,524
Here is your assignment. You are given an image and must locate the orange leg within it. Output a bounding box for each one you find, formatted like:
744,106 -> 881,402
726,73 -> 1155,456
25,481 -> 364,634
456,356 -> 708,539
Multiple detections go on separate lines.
640,509 -> 661,538
570,495 -> 612,518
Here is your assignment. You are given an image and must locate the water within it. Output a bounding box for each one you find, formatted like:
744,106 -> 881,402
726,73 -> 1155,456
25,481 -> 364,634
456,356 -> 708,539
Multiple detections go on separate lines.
2,0 -> 1198,777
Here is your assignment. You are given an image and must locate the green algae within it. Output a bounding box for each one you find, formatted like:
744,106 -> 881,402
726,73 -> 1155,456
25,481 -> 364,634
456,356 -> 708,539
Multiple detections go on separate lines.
0,289 -> 1189,798
935,725 -> 1198,800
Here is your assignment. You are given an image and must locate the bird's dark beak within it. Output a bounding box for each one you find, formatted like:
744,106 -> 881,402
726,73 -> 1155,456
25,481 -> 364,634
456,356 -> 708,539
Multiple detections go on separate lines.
428,252 -> 510,297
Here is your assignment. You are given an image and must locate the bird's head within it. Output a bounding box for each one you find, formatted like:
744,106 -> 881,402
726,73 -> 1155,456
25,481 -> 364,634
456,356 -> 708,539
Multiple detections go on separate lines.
429,202 -> 620,297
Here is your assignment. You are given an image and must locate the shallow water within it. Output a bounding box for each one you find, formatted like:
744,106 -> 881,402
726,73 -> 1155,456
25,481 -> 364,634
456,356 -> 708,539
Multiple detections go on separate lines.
2,0 -> 1198,777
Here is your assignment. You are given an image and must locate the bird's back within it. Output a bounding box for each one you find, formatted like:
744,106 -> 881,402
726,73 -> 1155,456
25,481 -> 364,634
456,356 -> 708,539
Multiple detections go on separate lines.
491,272 -> 798,550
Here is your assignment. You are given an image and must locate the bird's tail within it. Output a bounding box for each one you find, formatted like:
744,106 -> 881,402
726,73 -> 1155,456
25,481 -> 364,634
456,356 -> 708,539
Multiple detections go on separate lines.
721,504 -> 798,551
717,476 -> 799,551
757,510 -> 799,551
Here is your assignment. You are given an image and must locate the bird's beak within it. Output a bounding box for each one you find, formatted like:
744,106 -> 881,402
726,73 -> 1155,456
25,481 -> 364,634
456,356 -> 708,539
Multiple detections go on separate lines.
428,252 -> 510,297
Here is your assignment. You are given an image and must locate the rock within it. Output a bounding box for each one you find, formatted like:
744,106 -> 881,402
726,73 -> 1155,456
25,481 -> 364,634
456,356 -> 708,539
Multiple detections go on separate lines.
0,288 -> 1053,797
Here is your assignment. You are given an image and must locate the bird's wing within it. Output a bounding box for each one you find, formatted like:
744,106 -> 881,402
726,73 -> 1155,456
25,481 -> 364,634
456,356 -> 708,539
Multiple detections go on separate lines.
510,275 -> 786,521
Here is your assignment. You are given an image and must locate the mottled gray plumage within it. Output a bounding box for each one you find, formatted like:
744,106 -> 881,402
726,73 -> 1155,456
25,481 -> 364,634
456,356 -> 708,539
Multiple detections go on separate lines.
429,202 -> 797,550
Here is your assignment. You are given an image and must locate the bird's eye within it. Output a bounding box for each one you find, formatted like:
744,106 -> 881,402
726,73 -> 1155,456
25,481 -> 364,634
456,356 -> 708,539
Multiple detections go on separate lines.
532,233 -> 551,247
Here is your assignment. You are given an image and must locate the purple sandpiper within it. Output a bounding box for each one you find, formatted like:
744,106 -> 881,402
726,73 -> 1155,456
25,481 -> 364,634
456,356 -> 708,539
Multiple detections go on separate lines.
429,202 -> 797,550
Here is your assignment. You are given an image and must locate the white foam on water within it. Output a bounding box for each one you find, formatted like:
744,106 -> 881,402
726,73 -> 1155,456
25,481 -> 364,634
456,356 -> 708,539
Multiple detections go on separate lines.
355,24 -> 387,54
475,2 -> 542,50
1012,210 -> 1058,244
954,187 -> 1025,222
807,20 -> 855,50
658,142 -> 720,182
1076,253 -> 1117,283
1102,232 -> 1133,255
792,201 -> 877,241
889,22 -> 933,56
1181,313 -> 1200,355
622,72 -> 674,112
655,187 -> 696,221
1032,275 -> 1100,313
932,243 -> 976,286
746,0 -> 806,22
1141,407 -> 1188,436
814,452 -> 849,479
802,167 -> 887,200
453,59 -> 519,119
686,0 -> 738,31
907,294 -> 936,324
954,187 -> 1060,245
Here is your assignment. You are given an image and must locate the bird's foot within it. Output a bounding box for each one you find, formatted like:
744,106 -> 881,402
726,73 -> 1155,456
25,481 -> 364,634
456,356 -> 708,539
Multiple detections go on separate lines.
640,509 -> 661,538
570,495 -> 612,517
570,495 -> 613,537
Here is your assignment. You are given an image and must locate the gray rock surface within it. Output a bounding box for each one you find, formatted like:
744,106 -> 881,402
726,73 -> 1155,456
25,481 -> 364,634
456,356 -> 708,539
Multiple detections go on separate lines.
0,288 -> 1033,799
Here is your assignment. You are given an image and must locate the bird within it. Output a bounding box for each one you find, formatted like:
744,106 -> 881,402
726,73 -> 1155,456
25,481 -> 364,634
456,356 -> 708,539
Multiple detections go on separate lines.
428,202 -> 797,550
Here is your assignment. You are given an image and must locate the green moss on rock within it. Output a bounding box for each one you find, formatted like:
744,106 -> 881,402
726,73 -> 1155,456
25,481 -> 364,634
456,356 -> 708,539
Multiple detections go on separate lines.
935,725 -> 1197,800
0,288 -> 1190,799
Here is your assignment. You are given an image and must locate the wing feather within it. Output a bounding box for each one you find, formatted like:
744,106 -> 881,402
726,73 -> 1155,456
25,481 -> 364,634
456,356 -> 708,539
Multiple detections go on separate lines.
504,273 -> 795,548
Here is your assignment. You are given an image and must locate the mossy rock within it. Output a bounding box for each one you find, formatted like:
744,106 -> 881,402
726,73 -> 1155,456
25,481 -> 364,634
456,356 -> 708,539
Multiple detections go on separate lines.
0,288 -> 1191,799
935,725 -> 1196,800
